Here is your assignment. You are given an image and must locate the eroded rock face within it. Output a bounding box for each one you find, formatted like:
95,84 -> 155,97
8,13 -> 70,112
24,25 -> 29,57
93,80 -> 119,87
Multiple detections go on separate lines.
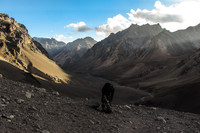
0,13 -> 48,70
0,13 -> 70,83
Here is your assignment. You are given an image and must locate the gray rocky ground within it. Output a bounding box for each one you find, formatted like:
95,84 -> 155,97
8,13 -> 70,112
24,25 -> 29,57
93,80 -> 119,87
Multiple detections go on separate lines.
0,76 -> 200,133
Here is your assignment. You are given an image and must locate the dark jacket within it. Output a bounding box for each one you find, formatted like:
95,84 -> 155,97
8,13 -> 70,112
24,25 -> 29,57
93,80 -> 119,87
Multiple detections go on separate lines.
101,83 -> 115,102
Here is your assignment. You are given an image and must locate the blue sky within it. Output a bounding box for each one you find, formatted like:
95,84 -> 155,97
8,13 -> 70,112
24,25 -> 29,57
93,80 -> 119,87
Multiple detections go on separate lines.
1,0 -> 200,43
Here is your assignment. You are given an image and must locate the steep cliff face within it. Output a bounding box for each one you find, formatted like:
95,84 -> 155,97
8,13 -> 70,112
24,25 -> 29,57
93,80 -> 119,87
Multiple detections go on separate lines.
0,13 -> 70,83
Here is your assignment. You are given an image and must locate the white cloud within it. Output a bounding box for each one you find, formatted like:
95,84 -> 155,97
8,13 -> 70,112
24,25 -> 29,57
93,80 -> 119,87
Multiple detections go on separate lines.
95,0 -> 200,38
95,14 -> 131,37
127,0 -> 200,31
55,34 -> 73,43
65,21 -> 91,32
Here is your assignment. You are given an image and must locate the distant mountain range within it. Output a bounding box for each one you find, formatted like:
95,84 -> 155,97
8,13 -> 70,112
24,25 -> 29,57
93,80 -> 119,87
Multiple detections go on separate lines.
34,37 -> 97,69
72,23 -> 200,81
53,37 -> 97,68
0,13 -> 70,83
33,37 -> 67,57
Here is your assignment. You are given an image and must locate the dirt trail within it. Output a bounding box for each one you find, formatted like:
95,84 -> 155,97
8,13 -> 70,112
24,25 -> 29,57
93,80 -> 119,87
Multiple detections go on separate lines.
0,77 -> 200,133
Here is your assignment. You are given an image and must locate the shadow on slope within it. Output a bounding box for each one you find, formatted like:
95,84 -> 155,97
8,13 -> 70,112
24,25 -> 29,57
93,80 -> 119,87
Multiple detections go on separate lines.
139,82 -> 200,114
0,60 -> 150,105
37,72 -> 150,105
0,60 -> 40,86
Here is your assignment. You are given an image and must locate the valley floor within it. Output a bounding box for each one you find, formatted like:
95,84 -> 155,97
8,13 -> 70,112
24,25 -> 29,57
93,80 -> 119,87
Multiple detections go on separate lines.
0,77 -> 200,133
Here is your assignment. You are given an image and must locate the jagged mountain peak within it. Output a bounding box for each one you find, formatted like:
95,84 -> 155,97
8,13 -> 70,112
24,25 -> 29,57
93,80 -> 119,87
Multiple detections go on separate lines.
0,13 -> 70,83
75,23 -> 164,70
53,37 -> 97,67
33,37 -> 67,57
66,36 -> 97,49
83,36 -> 96,41
126,23 -> 163,33
71,22 -> 200,86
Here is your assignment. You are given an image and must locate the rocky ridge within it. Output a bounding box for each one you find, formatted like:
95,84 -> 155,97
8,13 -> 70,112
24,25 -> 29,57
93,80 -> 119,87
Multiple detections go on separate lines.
72,23 -> 200,82
73,24 -> 163,72
53,37 -> 97,68
0,76 -> 200,133
33,37 -> 67,57
0,13 -> 70,83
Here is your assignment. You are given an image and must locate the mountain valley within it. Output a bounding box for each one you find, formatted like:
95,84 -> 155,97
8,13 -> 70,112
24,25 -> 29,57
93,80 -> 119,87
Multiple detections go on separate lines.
0,12 -> 200,133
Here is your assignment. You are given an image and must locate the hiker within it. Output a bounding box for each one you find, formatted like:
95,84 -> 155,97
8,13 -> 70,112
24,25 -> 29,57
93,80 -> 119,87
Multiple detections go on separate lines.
101,83 -> 115,112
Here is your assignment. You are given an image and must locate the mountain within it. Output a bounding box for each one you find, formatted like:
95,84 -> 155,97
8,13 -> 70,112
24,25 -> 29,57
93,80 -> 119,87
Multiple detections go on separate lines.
136,48 -> 200,113
72,24 -> 200,82
118,24 -> 200,87
0,13 -> 149,104
71,24 -> 164,75
33,37 -> 67,57
53,37 -> 97,68
0,13 -> 70,83
69,23 -> 200,113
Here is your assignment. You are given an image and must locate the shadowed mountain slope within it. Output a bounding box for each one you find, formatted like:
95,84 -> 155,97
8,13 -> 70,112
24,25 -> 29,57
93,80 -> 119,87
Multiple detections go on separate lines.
72,24 -> 163,72
72,23 -> 200,83
69,23 -> 200,113
136,48 -> 200,113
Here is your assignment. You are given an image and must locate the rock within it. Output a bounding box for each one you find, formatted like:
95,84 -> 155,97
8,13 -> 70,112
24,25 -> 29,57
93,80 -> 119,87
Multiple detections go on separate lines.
29,106 -> 37,111
195,130 -> 200,133
41,130 -> 50,133
52,91 -> 59,96
25,92 -> 32,98
96,120 -> 101,124
1,96 -> 10,101
195,121 -> 200,126
44,101 -> 48,106
116,110 -> 123,114
124,105 -> 132,110
36,88 -> 46,93
112,125 -> 118,129
1,98 -> 9,104
133,126 -> 138,129
1,114 -> 15,120
8,115 -> 15,119
33,123 -> 41,129
89,120 -> 95,125
155,116 -> 167,124
0,74 -> 3,78
0,104 -> 7,107
157,127 -> 161,130
151,107 -> 157,110
15,98 -> 25,104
